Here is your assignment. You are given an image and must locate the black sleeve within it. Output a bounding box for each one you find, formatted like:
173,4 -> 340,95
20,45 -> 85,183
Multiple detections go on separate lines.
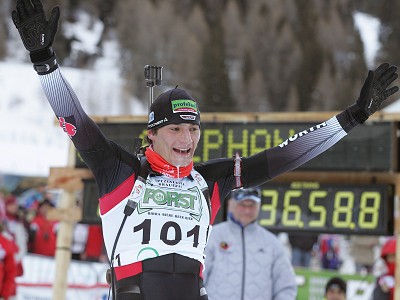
199,112 -> 360,191
195,158 -> 236,206
38,68 -> 140,196
337,107 -> 360,133
241,113 -> 356,185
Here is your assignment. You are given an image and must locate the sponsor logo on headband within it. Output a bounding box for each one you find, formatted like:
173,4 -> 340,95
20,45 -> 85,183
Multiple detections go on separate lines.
180,115 -> 197,121
171,99 -> 198,114
148,118 -> 168,128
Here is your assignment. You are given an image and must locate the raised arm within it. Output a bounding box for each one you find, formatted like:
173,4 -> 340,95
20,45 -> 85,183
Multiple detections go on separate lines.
198,63 -> 399,191
11,0 -> 142,198
12,0 -> 105,152
240,63 -> 399,187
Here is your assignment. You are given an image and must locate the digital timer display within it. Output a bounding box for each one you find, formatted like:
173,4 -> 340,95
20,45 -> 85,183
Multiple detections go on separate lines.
257,182 -> 394,235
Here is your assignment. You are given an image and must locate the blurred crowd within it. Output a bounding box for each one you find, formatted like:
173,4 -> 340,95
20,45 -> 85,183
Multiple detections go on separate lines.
287,232 -> 392,276
0,184 -> 106,299
287,233 -> 396,300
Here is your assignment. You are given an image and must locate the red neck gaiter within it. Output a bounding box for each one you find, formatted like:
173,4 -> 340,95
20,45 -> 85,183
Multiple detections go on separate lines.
145,147 -> 193,178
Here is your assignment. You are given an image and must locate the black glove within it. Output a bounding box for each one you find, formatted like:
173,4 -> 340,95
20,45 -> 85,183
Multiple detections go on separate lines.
349,63 -> 399,123
12,0 -> 60,71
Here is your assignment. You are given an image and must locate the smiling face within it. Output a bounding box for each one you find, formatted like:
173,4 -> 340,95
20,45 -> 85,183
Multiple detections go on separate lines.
147,123 -> 201,167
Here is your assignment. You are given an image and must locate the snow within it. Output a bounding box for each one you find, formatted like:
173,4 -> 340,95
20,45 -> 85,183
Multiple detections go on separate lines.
353,11 -> 400,113
353,11 -> 381,69
0,62 -> 68,177
384,100 -> 400,112
0,55 -> 146,177
63,10 -> 105,56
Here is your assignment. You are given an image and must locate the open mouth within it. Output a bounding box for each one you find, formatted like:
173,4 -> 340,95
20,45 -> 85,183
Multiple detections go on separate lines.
173,148 -> 191,154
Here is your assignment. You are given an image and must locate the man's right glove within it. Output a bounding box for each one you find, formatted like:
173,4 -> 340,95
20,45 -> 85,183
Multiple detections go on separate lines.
348,63 -> 399,124
12,0 -> 60,74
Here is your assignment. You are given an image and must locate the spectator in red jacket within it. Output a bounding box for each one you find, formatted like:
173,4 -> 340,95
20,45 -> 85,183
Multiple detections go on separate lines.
372,238 -> 396,300
4,194 -> 27,277
84,224 -> 107,262
0,225 -> 17,300
29,199 -> 58,256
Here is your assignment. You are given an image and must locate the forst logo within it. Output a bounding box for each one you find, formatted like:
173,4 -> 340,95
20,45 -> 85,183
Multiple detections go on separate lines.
171,99 -> 198,114
143,188 -> 195,210
137,184 -> 204,221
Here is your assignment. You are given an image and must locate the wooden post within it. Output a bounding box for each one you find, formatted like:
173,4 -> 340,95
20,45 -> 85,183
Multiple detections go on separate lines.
52,142 -> 76,300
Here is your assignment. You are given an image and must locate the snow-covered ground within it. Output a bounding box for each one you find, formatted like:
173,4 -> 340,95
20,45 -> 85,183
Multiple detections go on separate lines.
0,52 -> 147,177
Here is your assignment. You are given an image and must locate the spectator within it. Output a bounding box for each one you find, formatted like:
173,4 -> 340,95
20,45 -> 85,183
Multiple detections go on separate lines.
350,235 -> 379,274
71,223 -> 89,260
372,237 -> 396,300
29,199 -> 58,256
324,277 -> 346,300
0,191 -> 6,221
4,194 -> 27,277
0,222 -> 17,300
84,224 -> 107,262
319,234 -> 341,270
19,183 -> 47,211
288,232 -> 318,268
204,188 -> 297,300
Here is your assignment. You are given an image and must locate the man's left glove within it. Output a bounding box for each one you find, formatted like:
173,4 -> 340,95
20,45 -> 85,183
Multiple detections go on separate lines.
349,63 -> 399,123
12,0 -> 60,73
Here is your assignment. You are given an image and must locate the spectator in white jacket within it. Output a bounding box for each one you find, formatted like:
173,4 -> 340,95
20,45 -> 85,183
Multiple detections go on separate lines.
204,188 -> 297,300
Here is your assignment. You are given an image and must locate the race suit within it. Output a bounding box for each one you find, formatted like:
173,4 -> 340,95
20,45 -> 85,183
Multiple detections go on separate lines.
38,67 -> 358,299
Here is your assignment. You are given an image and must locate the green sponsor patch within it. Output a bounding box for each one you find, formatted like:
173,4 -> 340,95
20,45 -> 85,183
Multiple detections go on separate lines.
143,188 -> 195,210
137,186 -> 203,221
171,99 -> 198,113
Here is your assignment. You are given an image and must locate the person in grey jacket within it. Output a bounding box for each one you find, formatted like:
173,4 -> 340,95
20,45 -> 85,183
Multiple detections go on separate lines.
203,188 -> 297,300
